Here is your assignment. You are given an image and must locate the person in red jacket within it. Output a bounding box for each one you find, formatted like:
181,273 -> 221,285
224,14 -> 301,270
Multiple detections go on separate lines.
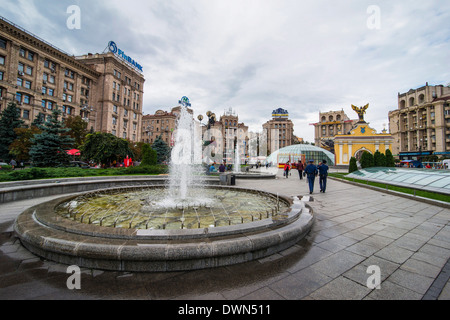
297,161 -> 304,180
284,162 -> 291,179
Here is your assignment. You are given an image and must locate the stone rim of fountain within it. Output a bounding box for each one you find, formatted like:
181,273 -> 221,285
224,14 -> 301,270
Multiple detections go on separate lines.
27,185 -> 298,240
14,185 -> 314,272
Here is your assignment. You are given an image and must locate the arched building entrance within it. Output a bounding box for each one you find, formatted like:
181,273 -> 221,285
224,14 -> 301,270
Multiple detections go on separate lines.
354,148 -> 372,162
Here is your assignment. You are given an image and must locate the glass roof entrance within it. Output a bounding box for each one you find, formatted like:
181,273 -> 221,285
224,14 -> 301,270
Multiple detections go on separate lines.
347,168 -> 450,194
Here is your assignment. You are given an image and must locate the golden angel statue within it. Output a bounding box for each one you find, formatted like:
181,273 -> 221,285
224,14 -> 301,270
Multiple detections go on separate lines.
352,104 -> 369,123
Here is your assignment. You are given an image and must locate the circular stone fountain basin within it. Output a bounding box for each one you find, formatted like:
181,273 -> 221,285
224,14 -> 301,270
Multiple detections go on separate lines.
55,186 -> 290,230
14,186 -> 314,272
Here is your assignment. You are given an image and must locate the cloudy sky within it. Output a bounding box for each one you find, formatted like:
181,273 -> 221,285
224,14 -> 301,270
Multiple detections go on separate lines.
1,0 -> 450,142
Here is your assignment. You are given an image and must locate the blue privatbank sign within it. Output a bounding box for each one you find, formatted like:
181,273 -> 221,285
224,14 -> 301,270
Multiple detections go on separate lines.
108,41 -> 143,73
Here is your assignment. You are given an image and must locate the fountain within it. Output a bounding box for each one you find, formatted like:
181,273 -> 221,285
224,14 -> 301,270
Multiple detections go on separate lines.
13,98 -> 314,272
234,141 -> 241,173
164,105 -> 207,207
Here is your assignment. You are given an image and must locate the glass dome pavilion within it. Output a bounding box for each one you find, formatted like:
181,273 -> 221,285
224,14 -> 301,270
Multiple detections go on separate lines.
266,144 -> 335,166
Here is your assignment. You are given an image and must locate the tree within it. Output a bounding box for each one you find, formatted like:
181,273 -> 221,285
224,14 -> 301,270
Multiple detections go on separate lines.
0,102 -> 24,162
81,132 -> 134,166
360,151 -> 374,169
152,135 -> 170,164
9,126 -> 41,162
349,157 -> 358,173
128,141 -> 147,162
373,150 -> 386,167
385,149 -> 395,167
29,108 -> 74,167
141,144 -> 157,166
64,116 -> 89,149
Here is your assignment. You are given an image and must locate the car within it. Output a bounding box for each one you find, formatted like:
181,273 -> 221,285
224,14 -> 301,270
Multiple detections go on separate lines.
58,161 -> 90,169
70,161 -> 90,169
0,162 -> 8,166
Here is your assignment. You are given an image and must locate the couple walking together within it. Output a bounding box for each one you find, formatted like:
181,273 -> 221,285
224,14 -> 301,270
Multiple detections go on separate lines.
302,160 -> 329,194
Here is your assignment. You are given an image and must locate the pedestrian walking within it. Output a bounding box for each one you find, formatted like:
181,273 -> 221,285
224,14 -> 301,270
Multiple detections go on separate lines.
303,160 -> 318,194
318,160 -> 329,193
9,159 -> 17,170
297,161 -> 304,180
284,162 -> 291,179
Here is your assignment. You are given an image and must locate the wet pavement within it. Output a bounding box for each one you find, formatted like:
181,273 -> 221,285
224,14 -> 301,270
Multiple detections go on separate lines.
0,170 -> 449,300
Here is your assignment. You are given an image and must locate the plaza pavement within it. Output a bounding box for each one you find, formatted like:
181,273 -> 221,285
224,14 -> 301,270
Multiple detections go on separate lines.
0,169 -> 449,300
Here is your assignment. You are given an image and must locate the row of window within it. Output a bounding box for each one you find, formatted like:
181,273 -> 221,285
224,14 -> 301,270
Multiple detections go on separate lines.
112,105 -> 138,119
145,119 -> 171,125
321,115 -> 343,122
111,130 -> 137,141
12,90 -> 75,113
112,117 -> 138,130
0,103 -> 84,123
0,38 -> 92,87
112,81 -> 140,100
112,92 -> 140,109
113,70 -> 141,89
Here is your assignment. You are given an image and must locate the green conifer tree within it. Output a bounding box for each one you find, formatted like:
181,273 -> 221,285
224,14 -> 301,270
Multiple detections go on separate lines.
29,107 -> 74,167
0,102 -> 24,162
360,151 -> 374,169
349,157 -> 358,173
141,144 -> 157,166
152,135 -> 171,164
385,149 -> 395,167
374,150 -> 384,167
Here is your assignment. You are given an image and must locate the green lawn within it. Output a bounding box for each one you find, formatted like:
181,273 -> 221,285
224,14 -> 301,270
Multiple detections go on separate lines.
329,172 -> 450,203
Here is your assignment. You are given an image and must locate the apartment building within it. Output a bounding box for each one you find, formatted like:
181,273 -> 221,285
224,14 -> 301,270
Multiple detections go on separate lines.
311,110 -> 358,153
76,52 -> 145,142
388,83 -> 450,159
141,106 -> 192,145
0,16 -> 145,142
262,108 -> 294,154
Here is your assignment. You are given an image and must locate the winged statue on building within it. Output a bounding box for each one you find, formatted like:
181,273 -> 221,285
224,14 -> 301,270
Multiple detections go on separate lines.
351,104 -> 369,123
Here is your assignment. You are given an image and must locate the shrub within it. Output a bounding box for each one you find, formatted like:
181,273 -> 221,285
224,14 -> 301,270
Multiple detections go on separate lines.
141,144 -> 157,166
385,149 -> 395,167
0,165 -> 169,182
349,157 -> 358,173
360,152 -> 374,169
374,150 -> 386,167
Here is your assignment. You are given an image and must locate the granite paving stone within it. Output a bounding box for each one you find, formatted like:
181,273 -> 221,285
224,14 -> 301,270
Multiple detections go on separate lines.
0,170 -> 448,300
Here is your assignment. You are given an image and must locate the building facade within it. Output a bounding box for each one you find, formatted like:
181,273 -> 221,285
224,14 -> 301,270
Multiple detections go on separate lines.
312,110 -> 357,153
334,105 -> 393,166
262,108 -> 294,154
76,52 -> 145,142
204,108 -> 249,163
388,84 -> 450,160
141,106 -> 192,145
334,122 -> 393,166
0,17 -> 99,130
0,16 -> 145,142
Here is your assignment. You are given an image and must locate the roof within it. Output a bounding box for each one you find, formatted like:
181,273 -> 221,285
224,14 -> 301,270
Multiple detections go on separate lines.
266,144 -> 335,165
348,167 -> 450,194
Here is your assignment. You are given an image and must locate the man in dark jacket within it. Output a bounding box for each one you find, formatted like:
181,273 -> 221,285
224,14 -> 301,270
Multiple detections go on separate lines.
318,160 -> 329,193
304,160 -> 318,194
